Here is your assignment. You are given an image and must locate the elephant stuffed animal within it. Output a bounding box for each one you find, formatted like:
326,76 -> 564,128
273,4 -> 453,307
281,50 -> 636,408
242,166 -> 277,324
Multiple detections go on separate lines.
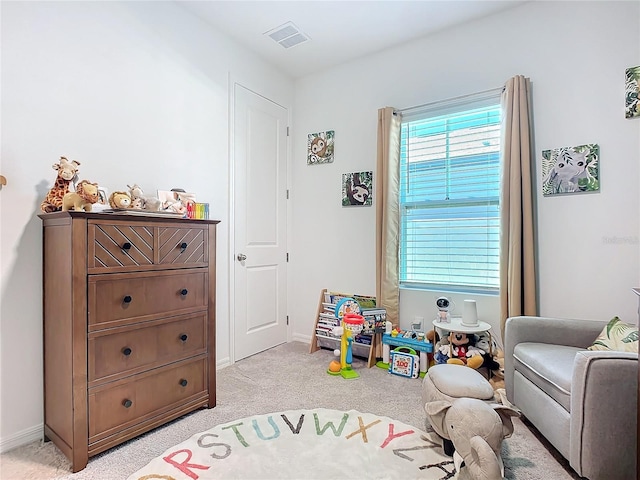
425,397 -> 520,480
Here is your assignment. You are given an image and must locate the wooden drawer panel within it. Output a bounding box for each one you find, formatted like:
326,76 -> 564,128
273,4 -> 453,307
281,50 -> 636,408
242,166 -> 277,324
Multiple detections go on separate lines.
88,357 -> 206,439
157,226 -> 207,266
88,269 -> 207,330
88,313 -> 207,384
88,222 -> 153,270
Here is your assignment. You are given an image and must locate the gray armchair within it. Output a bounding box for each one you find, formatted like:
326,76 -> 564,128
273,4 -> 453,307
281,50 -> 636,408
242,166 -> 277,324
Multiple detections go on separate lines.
504,316 -> 637,480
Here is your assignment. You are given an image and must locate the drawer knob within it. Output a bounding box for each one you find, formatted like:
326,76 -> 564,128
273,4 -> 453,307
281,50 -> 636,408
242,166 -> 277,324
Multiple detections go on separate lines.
180,288 -> 188,296
122,347 -> 132,356
123,295 -> 132,304
122,399 -> 133,408
179,334 -> 188,342
180,242 -> 188,252
179,379 -> 188,387
122,242 -> 132,251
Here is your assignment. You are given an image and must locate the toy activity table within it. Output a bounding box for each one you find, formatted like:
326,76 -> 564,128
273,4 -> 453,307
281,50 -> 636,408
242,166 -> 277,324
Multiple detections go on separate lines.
381,333 -> 434,377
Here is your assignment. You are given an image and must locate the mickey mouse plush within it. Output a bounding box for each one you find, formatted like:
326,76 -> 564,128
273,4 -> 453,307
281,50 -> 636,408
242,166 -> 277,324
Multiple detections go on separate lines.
437,331 -> 484,369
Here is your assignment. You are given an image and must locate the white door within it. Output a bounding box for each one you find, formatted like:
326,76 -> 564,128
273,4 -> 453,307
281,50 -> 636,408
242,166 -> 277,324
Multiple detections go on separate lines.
233,84 -> 288,361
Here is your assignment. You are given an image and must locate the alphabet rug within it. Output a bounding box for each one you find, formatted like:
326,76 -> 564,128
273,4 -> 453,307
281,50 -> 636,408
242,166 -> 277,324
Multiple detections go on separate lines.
128,408 -> 455,480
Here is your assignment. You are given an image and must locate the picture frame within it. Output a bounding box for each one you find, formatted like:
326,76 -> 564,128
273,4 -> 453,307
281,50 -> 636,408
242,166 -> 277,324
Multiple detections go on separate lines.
342,171 -> 373,206
541,144 -> 600,196
307,130 -> 335,165
91,186 -> 111,212
96,186 -> 109,205
625,66 -> 640,119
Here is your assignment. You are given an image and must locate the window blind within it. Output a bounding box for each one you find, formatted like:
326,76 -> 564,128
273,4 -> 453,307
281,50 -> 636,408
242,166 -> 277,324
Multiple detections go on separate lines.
399,102 -> 501,291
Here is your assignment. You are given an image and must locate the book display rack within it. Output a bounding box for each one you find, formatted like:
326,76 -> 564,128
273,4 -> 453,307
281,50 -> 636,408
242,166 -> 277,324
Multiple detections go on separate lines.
309,288 -> 386,368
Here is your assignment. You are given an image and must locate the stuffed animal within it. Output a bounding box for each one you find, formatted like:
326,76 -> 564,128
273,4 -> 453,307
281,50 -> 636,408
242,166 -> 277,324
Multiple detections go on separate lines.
425,397 -> 520,480
475,332 -> 497,355
62,180 -> 100,212
475,331 -> 501,372
40,157 -> 81,213
426,330 -> 439,367
127,184 -> 162,211
109,191 -> 132,209
437,331 -> 484,369
488,350 -> 506,393
131,197 -> 144,209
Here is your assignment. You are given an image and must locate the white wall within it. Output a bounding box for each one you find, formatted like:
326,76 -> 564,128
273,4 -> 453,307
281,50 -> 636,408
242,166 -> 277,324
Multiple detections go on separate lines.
289,1 -> 640,347
0,1 -> 293,451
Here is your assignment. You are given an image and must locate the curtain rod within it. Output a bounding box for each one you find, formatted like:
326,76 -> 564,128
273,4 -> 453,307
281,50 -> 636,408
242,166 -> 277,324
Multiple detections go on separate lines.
395,86 -> 504,115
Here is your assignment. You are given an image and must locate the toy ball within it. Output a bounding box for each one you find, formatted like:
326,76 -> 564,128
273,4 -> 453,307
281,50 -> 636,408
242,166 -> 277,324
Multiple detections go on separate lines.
333,349 -> 340,356
328,360 -> 341,373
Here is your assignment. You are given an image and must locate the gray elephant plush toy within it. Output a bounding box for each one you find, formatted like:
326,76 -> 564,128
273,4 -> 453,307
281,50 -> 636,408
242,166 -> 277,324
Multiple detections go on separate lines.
425,397 -> 520,480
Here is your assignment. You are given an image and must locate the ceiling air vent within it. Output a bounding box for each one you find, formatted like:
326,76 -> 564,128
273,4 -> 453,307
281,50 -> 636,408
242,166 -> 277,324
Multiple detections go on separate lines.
264,21 -> 309,49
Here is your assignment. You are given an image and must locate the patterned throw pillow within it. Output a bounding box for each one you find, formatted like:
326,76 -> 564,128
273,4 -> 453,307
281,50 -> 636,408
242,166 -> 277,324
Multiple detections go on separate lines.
588,317 -> 639,353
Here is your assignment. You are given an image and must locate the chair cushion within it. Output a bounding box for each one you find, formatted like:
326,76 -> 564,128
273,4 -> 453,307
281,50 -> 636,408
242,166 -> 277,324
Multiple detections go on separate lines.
513,343 -> 582,412
427,364 -> 494,400
587,316 -> 639,353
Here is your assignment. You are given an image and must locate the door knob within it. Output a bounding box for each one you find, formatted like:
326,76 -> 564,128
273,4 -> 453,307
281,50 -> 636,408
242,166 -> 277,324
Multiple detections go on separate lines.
237,253 -> 247,262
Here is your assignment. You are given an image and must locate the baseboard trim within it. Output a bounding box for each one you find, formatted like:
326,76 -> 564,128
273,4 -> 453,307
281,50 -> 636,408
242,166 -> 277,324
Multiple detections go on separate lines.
291,333 -> 311,343
0,423 -> 43,454
216,357 -> 231,369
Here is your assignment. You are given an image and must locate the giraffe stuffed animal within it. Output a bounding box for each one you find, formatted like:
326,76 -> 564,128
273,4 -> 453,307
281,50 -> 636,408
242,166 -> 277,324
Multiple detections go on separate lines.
40,157 -> 81,213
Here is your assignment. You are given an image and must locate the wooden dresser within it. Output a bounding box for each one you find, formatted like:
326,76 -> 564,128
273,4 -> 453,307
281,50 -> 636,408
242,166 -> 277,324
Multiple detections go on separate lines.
39,211 -> 219,472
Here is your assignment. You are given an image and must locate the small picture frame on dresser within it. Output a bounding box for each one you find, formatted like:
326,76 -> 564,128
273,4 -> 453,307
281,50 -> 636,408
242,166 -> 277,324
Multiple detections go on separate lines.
96,187 -> 109,205
92,186 -> 110,212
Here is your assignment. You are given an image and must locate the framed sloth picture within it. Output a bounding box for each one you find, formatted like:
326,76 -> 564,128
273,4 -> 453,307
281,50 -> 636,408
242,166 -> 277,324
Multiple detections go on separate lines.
342,171 -> 373,206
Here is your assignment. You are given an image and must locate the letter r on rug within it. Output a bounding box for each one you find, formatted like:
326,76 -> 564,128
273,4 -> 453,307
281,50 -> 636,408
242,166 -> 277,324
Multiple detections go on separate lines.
163,449 -> 209,479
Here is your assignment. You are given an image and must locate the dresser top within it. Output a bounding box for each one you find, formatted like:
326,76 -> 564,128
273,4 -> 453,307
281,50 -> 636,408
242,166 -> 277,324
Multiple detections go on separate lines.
38,211 -> 220,225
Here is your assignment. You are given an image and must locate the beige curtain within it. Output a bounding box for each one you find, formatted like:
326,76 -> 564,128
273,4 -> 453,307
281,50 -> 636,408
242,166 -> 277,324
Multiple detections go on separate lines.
376,107 -> 402,328
500,75 -> 537,340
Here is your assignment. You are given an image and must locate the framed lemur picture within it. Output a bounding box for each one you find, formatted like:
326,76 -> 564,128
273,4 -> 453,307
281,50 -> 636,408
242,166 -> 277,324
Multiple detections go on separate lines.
541,144 -> 600,196
625,66 -> 640,119
342,171 -> 373,206
307,130 -> 335,165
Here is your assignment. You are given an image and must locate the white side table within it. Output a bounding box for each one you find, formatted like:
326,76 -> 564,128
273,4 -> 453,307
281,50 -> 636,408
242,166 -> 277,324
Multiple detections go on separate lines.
433,317 -> 492,335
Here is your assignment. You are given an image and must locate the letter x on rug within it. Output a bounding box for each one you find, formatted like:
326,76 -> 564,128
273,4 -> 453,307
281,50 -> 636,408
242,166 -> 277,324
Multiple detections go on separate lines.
129,408 -> 457,480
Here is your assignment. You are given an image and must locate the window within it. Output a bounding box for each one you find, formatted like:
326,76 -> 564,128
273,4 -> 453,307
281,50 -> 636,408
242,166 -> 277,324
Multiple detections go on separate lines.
399,94 -> 501,292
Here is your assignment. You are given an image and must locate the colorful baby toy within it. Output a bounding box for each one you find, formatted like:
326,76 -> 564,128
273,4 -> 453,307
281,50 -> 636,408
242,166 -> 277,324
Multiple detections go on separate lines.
328,313 -> 364,379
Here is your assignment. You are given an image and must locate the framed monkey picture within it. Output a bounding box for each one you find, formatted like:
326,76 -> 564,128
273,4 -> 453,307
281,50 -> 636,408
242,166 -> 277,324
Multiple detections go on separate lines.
307,130 -> 335,165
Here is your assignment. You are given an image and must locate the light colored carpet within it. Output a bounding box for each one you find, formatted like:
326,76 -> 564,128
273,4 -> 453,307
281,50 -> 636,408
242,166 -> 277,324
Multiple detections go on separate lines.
0,341 -> 581,479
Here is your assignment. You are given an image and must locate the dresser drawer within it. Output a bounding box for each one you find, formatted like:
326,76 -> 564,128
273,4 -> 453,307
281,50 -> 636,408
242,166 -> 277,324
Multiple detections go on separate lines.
88,221 -> 154,271
88,220 -> 208,273
88,356 -> 207,440
88,313 -> 207,385
157,225 -> 208,266
88,269 -> 207,330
